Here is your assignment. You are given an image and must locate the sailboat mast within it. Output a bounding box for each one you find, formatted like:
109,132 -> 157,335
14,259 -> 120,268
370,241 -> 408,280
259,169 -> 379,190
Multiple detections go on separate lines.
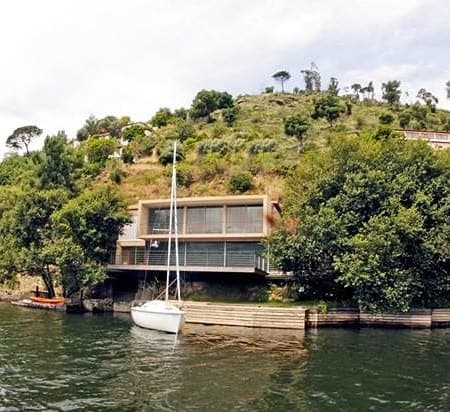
165,141 -> 177,302
173,144 -> 181,302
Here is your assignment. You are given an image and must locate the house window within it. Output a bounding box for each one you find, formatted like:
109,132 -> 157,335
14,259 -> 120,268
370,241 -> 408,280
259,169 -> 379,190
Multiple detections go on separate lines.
148,207 -> 183,234
226,205 -> 263,233
186,206 -> 222,234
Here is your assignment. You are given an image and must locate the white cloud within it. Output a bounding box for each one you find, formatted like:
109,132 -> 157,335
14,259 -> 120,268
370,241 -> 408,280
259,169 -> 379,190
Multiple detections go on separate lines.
0,0 -> 449,158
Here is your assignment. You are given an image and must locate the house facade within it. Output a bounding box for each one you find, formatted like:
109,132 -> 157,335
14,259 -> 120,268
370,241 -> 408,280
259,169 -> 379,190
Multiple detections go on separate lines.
108,195 -> 280,276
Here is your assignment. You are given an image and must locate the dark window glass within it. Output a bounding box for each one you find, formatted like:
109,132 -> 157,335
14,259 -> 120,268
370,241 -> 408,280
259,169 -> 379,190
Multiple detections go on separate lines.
186,206 -> 222,234
226,242 -> 262,266
185,242 -> 224,266
226,205 -> 263,233
148,207 -> 183,234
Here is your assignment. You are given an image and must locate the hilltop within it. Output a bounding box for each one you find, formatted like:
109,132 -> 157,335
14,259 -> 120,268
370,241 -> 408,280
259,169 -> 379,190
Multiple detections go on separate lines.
112,92 -> 450,203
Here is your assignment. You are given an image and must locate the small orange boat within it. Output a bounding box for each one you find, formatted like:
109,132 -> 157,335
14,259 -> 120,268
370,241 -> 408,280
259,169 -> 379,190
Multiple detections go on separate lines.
30,296 -> 65,305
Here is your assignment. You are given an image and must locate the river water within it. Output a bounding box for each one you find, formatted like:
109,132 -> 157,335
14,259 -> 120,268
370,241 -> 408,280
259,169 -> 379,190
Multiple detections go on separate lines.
1,302 -> 450,411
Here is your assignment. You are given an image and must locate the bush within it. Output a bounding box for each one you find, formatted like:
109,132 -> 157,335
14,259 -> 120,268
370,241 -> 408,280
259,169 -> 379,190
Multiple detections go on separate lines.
84,137 -> 116,165
122,124 -> 147,141
264,86 -> 274,93
121,147 -> 134,164
158,144 -> 185,166
222,106 -> 238,126
108,160 -> 125,184
190,90 -> 233,121
198,139 -> 231,156
379,112 -> 394,125
229,171 -> 253,193
175,121 -> 196,142
248,139 -> 277,154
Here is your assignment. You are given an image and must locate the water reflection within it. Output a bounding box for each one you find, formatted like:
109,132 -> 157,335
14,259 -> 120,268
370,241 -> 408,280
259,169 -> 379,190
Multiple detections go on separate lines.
2,303 -> 450,411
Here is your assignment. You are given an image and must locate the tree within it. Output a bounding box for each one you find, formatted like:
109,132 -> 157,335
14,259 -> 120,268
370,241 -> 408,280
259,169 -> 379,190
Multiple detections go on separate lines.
446,80 -> 450,99
272,70 -> 291,93
6,125 -> 42,155
284,115 -> 309,152
123,124 -> 147,142
0,189 -> 69,297
53,186 -> 130,264
311,94 -> 344,127
301,62 -> 321,92
417,88 -> 438,112
382,80 -> 401,106
190,90 -> 233,121
98,115 -> 128,138
84,137 -> 117,166
150,108 -> 174,128
270,135 -> 450,312
351,83 -> 361,100
76,115 -> 100,141
366,81 -> 375,100
327,77 -> 339,95
36,131 -> 82,192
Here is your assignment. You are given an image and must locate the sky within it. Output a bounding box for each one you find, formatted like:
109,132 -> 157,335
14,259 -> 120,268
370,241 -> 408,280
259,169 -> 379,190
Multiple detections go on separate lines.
0,0 -> 449,157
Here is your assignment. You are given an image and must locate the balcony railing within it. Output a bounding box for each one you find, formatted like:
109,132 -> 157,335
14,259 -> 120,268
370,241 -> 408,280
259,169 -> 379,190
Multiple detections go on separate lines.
109,249 -> 270,272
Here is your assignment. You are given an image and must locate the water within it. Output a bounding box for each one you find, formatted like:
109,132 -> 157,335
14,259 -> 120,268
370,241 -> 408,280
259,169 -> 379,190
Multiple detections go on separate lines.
1,302 -> 450,411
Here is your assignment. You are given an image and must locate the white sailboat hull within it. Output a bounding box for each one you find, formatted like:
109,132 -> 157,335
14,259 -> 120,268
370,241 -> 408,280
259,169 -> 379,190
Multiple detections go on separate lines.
131,300 -> 185,333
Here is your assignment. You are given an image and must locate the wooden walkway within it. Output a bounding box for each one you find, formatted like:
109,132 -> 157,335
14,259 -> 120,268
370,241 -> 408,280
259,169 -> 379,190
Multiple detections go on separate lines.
180,301 -> 306,330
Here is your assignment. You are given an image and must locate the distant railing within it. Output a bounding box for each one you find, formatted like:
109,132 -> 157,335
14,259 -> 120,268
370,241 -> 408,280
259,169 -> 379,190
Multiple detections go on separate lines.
109,249 -> 270,271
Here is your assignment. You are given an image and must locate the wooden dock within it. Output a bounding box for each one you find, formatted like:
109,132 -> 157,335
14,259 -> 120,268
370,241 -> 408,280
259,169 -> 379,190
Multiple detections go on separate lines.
181,301 -> 306,329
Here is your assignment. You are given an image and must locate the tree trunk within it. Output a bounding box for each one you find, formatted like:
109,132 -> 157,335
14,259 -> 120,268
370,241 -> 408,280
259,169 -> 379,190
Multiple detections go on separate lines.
42,266 -> 56,298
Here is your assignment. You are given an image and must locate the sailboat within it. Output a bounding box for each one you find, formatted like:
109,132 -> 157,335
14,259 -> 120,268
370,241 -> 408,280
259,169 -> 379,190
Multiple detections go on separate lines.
131,141 -> 186,333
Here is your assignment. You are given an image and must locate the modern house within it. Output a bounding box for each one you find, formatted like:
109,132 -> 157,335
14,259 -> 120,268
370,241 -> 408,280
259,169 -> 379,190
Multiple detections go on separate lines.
108,195 -> 281,276
399,129 -> 450,150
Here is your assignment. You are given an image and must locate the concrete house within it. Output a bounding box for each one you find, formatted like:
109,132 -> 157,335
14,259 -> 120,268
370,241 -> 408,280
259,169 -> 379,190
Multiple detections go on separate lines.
108,194 -> 280,277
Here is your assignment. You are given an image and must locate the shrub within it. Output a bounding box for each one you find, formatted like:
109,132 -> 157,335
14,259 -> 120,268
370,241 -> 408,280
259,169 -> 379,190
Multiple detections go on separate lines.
222,106 -> 238,126
248,139 -> 277,154
158,144 -> 185,166
175,121 -> 196,142
84,137 -> 116,165
198,139 -> 231,156
108,160 -> 125,184
264,86 -> 274,93
379,112 -> 394,125
229,171 -> 253,193
123,124 -> 147,141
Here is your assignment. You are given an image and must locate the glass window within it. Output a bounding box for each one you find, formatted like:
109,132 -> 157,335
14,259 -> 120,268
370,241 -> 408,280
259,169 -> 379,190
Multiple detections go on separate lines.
186,206 -> 222,234
226,205 -> 263,233
119,214 -> 138,239
226,242 -> 262,267
185,242 -> 224,266
148,207 -> 183,234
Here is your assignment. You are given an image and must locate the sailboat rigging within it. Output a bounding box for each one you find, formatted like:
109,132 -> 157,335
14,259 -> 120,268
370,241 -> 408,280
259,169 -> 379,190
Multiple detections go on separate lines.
131,141 -> 186,333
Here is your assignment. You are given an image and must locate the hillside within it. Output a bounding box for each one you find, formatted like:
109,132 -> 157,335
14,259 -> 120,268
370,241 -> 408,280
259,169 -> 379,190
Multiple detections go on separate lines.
114,92 -> 450,203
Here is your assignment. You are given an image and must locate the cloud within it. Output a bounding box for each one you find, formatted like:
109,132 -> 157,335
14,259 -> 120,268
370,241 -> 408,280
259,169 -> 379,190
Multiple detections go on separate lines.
0,0 -> 449,157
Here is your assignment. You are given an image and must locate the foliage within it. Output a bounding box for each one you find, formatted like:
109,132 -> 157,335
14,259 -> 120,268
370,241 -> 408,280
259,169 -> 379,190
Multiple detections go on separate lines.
84,137 -> 117,166
382,80 -> 401,106
127,134 -> 157,160
76,115 -> 101,141
53,186 -> 130,264
311,94 -> 344,127
175,120 -> 196,142
272,70 -> 291,93
190,89 -> 233,121
398,111 -> 411,129
284,115 -> 309,151
378,112 -> 394,124
123,124 -> 147,141
327,77 -> 339,95
229,171 -> 253,193
270,135 -> 450,312
222,106 -> 239,126
248,139 -> 277,154
0,155 -> 36,186
98,115 -> 128,138
158,143 -> 185,166
417,88 -> 438,112
301,62 -> 321,92
264,86 -> 274,93
36,132 -> 82,192
151,108 -> 174,128
6,125 -> 42,155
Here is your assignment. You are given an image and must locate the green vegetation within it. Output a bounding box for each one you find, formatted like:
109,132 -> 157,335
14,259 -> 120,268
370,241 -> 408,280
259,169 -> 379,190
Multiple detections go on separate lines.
2,74 -> 450,310
270,133 -> 450,312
